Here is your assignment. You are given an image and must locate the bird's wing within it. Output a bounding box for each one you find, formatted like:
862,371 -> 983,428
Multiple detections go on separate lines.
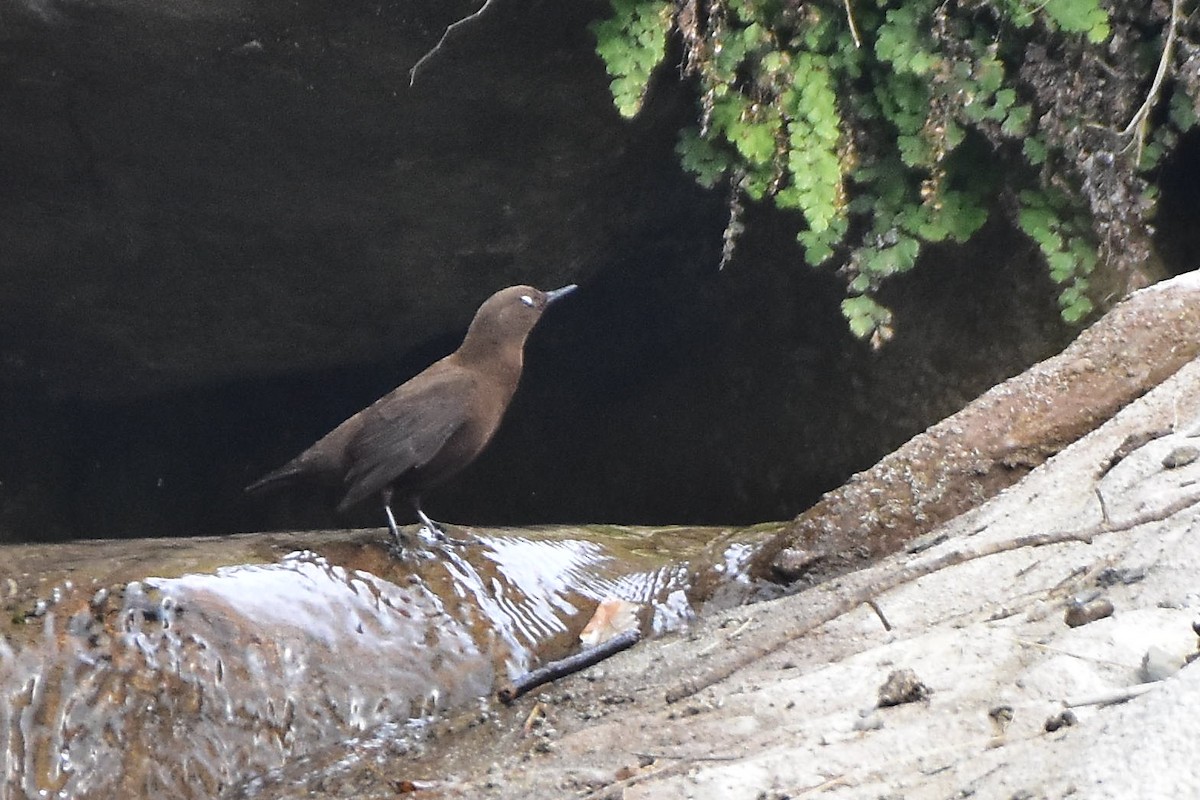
336,369 -> 473,512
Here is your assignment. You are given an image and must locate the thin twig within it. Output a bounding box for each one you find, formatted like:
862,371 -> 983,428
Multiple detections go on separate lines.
578,760 -> 691,800
866,599 -> 893,631
726,617 -> 754,638
665,492 -> 1200,703
521,701 -> 545,736
499,629 -> 641,704
1095,485 -> 1111,526
1017,0 -> 1055,24
796,774 -> 853,796
408,0 -> 498,87
1010,637 -> 1136,671
580,750 -> 745,799
1119,0 -> 1181,164
1065,681 -> 1158,708
842,0 -> 862,48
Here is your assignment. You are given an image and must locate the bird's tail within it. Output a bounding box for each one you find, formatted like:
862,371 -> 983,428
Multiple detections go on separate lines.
244,461 -> 307,495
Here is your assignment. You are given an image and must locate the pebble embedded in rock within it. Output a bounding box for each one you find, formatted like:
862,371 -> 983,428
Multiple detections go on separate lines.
988,704 -> 1014,732
90,587 -> 110,610
1044,709 -> 1078,732
771,548 -> 823,581
877,668 -> 931,707
1064,596 -> 1114,627
1161,445 -> 1199,469
1095,566 -> 1146,587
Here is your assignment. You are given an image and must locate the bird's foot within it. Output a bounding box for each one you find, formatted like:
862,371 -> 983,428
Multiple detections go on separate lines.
417,524 -> 451,547
417,520 -> 482,549
384,530 -> 411,559
415,508 -> 449,543
433,527 -> 484,548
383,504 -> 414,557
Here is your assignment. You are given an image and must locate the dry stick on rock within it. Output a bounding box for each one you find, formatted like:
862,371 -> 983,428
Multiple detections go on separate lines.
499,629 -> 641,704
580,750 -> 748,800
408,0 -> 498,86
866,598 -> 893,631
579,760 -> 693,800
1065,682 -> 1159,709
666,492 -> 1200,703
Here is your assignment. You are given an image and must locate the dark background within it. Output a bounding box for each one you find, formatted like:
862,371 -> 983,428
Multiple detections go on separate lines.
0,0 -> 1194,541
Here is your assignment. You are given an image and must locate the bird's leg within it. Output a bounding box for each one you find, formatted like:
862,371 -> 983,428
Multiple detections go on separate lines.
412,498 -> 481,547
381,488 -> 407,551
412,497 -> 447,542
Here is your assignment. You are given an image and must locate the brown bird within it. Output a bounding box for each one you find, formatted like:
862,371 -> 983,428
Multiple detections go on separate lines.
246,283 -> 577,546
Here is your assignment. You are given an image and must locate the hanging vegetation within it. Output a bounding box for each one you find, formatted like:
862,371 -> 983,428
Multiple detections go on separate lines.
592,0 -> 1196,344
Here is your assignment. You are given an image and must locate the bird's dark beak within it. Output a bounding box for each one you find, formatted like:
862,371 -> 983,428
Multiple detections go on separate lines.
544,284 -> 578,304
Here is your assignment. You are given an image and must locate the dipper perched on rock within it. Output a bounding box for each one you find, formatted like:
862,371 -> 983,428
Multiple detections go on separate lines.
246,283 -> 577,546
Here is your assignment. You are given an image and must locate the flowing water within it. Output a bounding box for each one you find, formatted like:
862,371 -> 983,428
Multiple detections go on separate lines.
0,524 -> 781,798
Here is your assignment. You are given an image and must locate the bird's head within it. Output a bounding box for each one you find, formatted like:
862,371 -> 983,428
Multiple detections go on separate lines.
458,283 -> 577,363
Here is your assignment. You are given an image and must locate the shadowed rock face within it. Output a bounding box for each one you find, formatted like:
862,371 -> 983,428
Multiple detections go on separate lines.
0,0 -> 1084,541
0,0 -> 658,399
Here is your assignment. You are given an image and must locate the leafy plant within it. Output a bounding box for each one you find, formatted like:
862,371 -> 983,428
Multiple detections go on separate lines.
591,0 -> 1195,344
591,0 -> 673,118
1017,189 -> 1097,322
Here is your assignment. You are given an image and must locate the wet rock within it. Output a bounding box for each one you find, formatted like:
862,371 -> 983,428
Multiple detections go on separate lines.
89,587 -> 110,610
771,548 -> 825,581
0,523 -> 763,798
579,598 -> 642,646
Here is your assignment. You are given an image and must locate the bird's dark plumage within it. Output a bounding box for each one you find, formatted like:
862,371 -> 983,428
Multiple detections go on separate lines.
246,283 -> 576,545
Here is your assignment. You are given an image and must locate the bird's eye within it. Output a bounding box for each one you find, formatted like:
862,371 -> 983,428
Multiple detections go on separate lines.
520,294 -> 536,308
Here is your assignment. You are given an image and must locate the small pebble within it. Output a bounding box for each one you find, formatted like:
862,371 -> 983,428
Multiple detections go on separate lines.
772,548 -> 823,580
878,668 -> 931,707
1095,567 -> 1146,587
1162,445 -> 1199,469
1044,709 -> 1077,732
1065,597 -> 1114,628
988,704 -> 1014,728
90,587 -> 110,609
